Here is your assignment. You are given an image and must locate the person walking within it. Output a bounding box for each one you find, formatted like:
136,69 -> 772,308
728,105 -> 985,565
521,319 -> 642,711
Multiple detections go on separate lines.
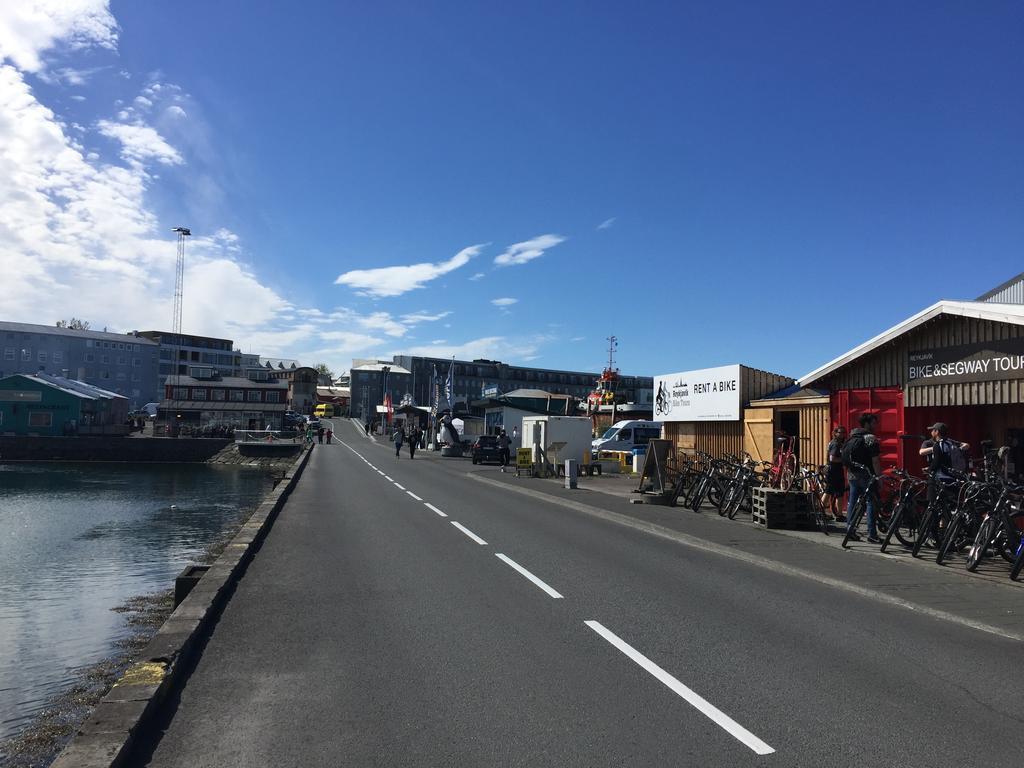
823,426 -> 847,522
408,426 -> 419,459
364,420 -> 371,435
326,426 -> 333,444
393,427 -> 404,458
842,413 -> 883,543
317,425 -> 325,444
498,429 -> 511,468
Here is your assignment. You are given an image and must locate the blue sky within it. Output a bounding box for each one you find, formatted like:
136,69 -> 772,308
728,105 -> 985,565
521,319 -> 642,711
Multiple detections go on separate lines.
1,1 -> 1021,380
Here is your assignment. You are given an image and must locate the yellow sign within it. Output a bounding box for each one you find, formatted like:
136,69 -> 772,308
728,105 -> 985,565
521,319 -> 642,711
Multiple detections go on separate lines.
516,448 -> 533,468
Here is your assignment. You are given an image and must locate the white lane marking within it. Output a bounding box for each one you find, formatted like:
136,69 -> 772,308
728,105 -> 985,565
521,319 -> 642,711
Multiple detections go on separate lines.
450,521 -> 487,545
406,490 -> 423,501
376,470 -> 385,476
424,503 -> 447,518
495,554 -> 563,598
394,483 -> 406,490
584,621 -> 775,755
384,475 -> 393,481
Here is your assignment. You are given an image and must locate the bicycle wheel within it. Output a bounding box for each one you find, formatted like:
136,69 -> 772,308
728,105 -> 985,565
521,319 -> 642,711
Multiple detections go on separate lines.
720,483 -> 739,518
936,514 -> 963,565
1011,542 -> 1024,581
780,456 -> 796,492
841,497 -> 866,549
809,491 -> 829,535
879,500 -> 905,553
911,505 -> 937,558
727,486 -> 745,519
892,495 -> 926,549
966,517 -> 995,572
688,477 -> 708,512
708,479 -> 725,511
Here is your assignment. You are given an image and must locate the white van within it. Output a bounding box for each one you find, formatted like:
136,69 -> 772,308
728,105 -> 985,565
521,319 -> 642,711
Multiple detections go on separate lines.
591,420 -> 662,455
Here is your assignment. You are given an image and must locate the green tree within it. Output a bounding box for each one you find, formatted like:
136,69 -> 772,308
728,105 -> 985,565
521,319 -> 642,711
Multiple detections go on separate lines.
315,363 -> 334,379
55,318 -> 91,330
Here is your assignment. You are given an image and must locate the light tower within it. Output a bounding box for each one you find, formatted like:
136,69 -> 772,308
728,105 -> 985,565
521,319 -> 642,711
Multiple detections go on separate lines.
170,227 -> 190,435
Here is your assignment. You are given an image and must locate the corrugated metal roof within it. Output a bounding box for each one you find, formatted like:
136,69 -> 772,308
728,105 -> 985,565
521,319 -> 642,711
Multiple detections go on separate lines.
14,373 -> 128,401
798,301 -> 1024,387
351,363 -> 412,374
977,272 -> 1024,304
165,374 -> 287,388
0,321 -> 158,344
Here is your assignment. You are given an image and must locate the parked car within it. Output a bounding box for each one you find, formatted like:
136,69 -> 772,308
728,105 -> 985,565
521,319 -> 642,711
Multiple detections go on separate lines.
591,419 -> 661,457
471,435 -> 503,465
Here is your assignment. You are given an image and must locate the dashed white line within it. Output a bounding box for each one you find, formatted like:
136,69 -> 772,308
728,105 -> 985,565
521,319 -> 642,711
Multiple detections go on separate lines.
384,475 -> 394,481
424,503 -> 447,517
450,521 -> 487,545
406,490 -> 423,501
495,554 -> 563,598
394,483 -> 406,490
584,621 -> 775,756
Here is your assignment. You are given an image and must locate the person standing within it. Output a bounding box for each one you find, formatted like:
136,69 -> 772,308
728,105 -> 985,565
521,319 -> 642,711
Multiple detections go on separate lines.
919,422 -> 969,508
408,426 -> 419,459
842,413 -> 882,543
364,420 -> 371,435
326,426 -> 333,444
317,425 -> 325,444
498,429 -> 511,467
823,426 -> 847,522
393,427 -> 403,458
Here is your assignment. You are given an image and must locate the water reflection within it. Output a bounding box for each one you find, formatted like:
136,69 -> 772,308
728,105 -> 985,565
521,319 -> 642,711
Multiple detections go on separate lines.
0,462 -> 273,741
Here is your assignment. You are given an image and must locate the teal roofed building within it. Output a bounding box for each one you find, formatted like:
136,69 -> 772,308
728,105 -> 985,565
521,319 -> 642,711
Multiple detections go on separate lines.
0,373 -> 130,436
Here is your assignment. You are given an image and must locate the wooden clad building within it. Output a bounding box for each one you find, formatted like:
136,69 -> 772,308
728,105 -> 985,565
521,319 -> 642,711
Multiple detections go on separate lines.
656,364 -> 794,459
744,387 -> 831,467
798,300 -> 1024,473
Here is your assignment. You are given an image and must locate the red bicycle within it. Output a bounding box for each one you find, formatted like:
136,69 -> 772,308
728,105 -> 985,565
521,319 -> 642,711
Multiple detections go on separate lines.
767,436 -> 798,491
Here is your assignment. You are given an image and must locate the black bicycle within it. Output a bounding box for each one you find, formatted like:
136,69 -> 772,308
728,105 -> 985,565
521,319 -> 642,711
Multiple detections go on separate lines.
966,478 -> 1024,572
910,474 -> 965,558
878,469 -> 929,552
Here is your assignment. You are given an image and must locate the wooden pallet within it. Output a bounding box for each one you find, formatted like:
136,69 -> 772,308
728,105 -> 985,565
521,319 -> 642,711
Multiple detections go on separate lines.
751,487 -> 816,529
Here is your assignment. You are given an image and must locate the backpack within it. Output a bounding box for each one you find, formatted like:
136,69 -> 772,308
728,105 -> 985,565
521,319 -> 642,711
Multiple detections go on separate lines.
841,432 -> 865,470
938,439 -> 968,473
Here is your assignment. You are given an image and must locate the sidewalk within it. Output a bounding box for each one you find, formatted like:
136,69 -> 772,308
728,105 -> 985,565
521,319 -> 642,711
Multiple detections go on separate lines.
471,469 -> 1024,641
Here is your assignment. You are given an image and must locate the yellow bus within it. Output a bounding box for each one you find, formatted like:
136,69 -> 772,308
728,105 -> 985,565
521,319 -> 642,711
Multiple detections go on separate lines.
314,403 -> 334,418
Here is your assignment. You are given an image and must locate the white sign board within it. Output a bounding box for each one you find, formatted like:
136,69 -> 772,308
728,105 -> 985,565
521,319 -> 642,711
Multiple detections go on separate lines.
653,364 -> 741,422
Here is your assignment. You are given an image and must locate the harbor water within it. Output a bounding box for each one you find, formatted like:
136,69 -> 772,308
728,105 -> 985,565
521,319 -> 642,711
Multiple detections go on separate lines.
0,462 -> 274,743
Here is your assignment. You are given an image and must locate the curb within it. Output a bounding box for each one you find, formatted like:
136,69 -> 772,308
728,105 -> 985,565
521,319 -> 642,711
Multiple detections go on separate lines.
50,445 -> 315,768
468,472 -> 1024,644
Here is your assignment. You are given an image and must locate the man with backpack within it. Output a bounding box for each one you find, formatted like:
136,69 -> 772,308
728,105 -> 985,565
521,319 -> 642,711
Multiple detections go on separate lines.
842,412 -> 883,543
919,422 -> 969,482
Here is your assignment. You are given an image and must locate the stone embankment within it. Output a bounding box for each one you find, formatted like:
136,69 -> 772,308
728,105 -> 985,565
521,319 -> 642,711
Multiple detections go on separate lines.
207,441 -> 302,470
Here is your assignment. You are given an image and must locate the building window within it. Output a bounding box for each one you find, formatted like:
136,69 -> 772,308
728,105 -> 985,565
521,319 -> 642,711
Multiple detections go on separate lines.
212,389 -> 226,401
116,373 -> 126,381
192,388 -> 207,400
21,349 -> 31,361
133,358 -> 141,366
84,353 -> 94,362
230,390 -> 244,402
247,390 -> 262,402
4,348 -> 13,360
86,339 -> 93,348
265,391 -> 280,403
100,355 -> 109,364
173,387 -> 188,399
100,370 -> 110,379
29,412 -> 52,428
132,389 -> 140,398
117,357 -> 126,365
35,349 -> 45,363
52,351 -> 63,363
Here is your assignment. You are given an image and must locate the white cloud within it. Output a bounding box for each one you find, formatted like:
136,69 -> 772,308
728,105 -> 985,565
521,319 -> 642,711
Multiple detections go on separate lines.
491,297 -> 518,307
400,311 -> 451,325
570,336 -> 586,342
469,272 -> 485,281
133,94 -> 152,109
165,104 -> 187,119
335,244 -> 482,297
0,1 -> 117,73
97,119 -> 182,165
401,335 -> 552,363
597,217 -> 616,230
493,234 -> 566,267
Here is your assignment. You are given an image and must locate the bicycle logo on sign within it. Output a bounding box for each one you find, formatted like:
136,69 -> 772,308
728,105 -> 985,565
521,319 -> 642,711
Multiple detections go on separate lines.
655,382 -> 670,416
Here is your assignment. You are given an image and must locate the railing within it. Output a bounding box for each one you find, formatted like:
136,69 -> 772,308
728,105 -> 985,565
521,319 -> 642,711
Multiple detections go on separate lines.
234,429 -> 304,444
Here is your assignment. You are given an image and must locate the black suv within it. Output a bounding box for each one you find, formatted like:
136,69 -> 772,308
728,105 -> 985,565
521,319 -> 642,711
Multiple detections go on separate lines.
471,435 -> 503,465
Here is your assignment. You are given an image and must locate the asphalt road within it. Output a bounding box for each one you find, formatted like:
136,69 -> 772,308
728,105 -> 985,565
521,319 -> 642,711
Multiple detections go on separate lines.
135,423 -> 1024,767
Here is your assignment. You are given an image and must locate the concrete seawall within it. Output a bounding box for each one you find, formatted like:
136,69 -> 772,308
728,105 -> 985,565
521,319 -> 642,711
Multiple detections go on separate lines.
0,436 -> 231,463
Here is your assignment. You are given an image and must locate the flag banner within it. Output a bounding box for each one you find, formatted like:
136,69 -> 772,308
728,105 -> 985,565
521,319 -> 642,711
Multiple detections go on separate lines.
431,364 -> 439,416
444,359 -> 454,406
